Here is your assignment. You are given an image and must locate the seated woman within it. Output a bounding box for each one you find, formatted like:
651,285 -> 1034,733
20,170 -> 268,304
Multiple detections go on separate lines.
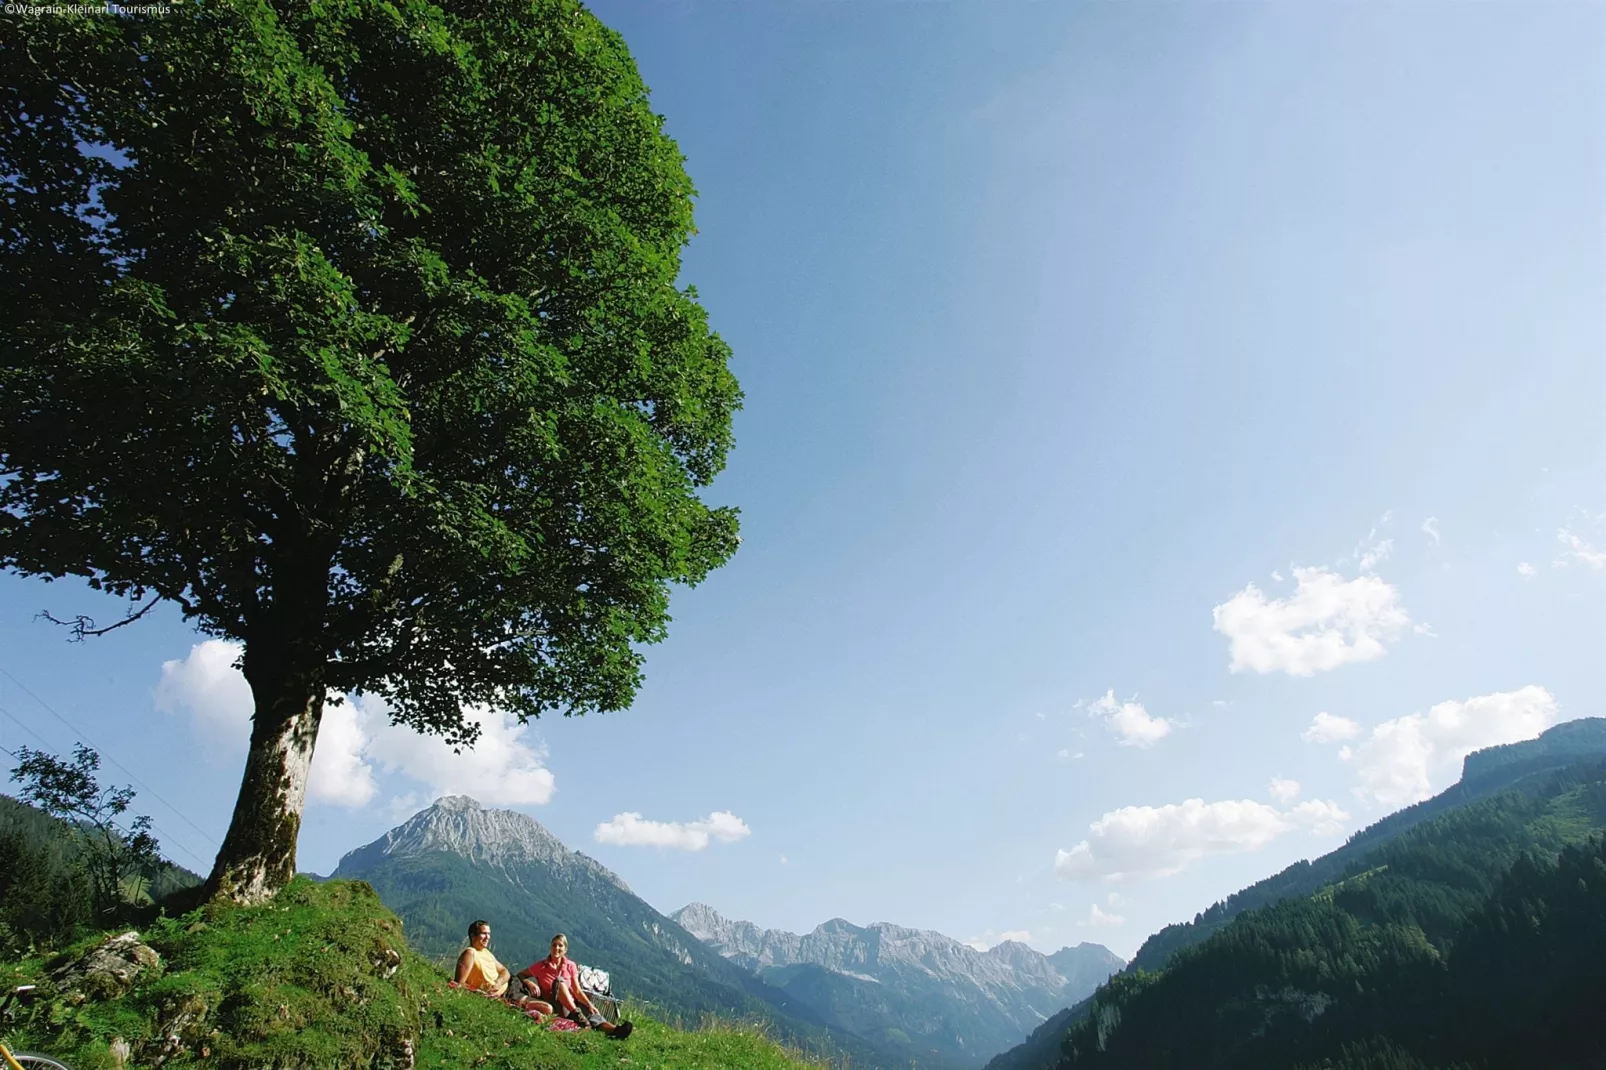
517,933 -> 633,1038
454,920 -> 512,998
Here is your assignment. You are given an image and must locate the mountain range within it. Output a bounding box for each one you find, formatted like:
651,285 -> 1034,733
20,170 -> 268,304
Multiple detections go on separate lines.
671,901 -> 1121,1064
330,794 -> 1117,1068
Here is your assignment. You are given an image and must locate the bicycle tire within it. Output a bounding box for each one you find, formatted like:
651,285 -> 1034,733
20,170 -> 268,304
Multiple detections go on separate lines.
6,1053 -> 72,1069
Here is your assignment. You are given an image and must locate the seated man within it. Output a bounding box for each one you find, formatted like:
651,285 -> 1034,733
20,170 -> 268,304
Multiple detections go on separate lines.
454,920 -> 512,998
518,933 -> 633,1039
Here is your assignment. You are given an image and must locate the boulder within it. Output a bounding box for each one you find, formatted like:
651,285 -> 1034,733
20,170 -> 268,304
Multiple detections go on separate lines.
51,931 -> 161,1004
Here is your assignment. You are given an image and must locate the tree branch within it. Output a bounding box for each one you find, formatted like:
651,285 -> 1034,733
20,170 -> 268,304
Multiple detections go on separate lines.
38,594 -> 161,641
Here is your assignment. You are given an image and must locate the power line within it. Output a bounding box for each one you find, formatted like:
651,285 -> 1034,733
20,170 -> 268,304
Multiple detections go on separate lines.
0,700 -> 60,752
0,665 -> 220,863
0,701 -> 214,873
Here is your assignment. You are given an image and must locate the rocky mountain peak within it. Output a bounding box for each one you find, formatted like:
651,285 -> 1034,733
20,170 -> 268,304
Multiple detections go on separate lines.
332,796 -> 631,894
433,794 -> 482,811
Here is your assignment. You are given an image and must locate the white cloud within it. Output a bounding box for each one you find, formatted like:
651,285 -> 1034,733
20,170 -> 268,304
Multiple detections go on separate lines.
1087,691 -> 1174,747
1270,570 -> 1284,583
1080,904 -> 1125,927
155,641 -> 376,805
1557,528 -> 1606,569
155,642 -> 553,810
1210,699 -> 1231,709
1517,562 -> 1536,578
1053,795 -> 1350,882
1421,517 -> 1441,546
154,640 -> 254,761
1347,686 -> 1560,807
357,697 -> 556,808
995,930 -> 1032,945
963,940 -> 989,952
1350,513 -> 1395,573
308,700 -> 378,807
1268,777 -> 1301,804
1287,798 -> 1350,835
1356,538 -> 1394,573
593,810 -> 752,851
1302,711 -> 1361,744
1213,567 -> 1410,676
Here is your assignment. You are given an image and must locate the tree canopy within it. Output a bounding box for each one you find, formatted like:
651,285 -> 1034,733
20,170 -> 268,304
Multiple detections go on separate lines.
1,0 -> 741,897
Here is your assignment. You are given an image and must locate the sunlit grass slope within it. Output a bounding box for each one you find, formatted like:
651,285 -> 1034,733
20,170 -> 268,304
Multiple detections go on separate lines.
0,878 -> 818,1069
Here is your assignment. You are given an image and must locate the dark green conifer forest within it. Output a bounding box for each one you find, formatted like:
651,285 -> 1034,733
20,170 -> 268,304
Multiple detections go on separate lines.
1055,761 -> 1606,1070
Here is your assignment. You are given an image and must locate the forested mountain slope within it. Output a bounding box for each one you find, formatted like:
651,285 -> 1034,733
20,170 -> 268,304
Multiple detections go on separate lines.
1127,717 -> 1606,974
986,719 -> 1606,1070
1056,759 -> 1606,1069
0,793 -> 201,953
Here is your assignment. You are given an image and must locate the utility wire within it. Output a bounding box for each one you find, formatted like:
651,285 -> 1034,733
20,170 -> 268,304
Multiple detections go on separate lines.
0,666 -> 221,870
0,703 -> 214,873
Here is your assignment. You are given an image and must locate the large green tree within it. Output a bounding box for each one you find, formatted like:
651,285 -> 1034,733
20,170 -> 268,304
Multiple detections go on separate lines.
0,0 -> 740,902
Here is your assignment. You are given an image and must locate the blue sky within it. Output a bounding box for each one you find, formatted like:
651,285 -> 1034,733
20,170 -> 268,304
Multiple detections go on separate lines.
1,2 -> 1602,961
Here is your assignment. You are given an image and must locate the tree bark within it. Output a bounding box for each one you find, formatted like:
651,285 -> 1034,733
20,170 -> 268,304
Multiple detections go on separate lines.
204,640 -> 326,905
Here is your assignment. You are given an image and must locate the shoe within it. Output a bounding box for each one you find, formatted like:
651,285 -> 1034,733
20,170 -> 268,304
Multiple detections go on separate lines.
609,1021 -> 633,1040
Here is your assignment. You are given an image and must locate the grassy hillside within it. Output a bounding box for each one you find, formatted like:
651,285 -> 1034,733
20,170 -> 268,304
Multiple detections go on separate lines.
0,877 -> 818,1069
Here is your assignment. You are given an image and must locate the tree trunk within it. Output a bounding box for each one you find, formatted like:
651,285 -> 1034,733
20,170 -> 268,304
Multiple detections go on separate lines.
204,643 -> 326,905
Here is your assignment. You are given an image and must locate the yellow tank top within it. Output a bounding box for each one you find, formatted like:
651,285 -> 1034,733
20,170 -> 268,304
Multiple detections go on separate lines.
461,946 -> 504,992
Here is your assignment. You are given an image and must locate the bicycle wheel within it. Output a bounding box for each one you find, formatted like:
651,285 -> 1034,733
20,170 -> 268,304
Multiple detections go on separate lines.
7,1052 -> 72,1069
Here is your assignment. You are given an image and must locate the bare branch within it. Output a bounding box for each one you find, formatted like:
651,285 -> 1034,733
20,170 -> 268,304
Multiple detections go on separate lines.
38,594 -> 161,641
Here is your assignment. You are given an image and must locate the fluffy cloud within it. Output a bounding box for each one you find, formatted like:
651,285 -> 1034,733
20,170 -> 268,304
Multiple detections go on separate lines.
1347,686 -> 1559,807
1080,904 -> 1125,927
154,642 -> 553,810
155,640 -> 254,760
309,700 -> 379,806
1421,517 -> 1441,546
1302,712 -> 1361,744
1557,528 -> 1606,569
1053,795 -> 1350,882
1212,567 -> 1410,676
1517,562 -> 1536,578
1087,691 -> 1174,747
357,697 -> 555,808
1268,777 -> 1301,804
593,810 -> 751,851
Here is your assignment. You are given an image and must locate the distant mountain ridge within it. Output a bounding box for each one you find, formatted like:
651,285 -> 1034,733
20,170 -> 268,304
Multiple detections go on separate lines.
671,901 -> 1122,1066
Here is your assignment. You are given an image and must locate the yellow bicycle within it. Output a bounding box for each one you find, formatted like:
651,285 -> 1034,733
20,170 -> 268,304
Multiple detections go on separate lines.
0,986 -> 69,1070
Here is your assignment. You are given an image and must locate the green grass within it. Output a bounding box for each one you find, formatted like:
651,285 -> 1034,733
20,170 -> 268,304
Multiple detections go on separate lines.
0,878 -> 819,1069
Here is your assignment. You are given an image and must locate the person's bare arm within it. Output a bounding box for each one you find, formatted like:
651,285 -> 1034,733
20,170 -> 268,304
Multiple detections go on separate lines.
572,972 -> 597,1014
454,949 -> 475,985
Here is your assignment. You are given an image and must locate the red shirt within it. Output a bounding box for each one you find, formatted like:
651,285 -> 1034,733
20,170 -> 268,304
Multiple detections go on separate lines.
526,956 -> 579,994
